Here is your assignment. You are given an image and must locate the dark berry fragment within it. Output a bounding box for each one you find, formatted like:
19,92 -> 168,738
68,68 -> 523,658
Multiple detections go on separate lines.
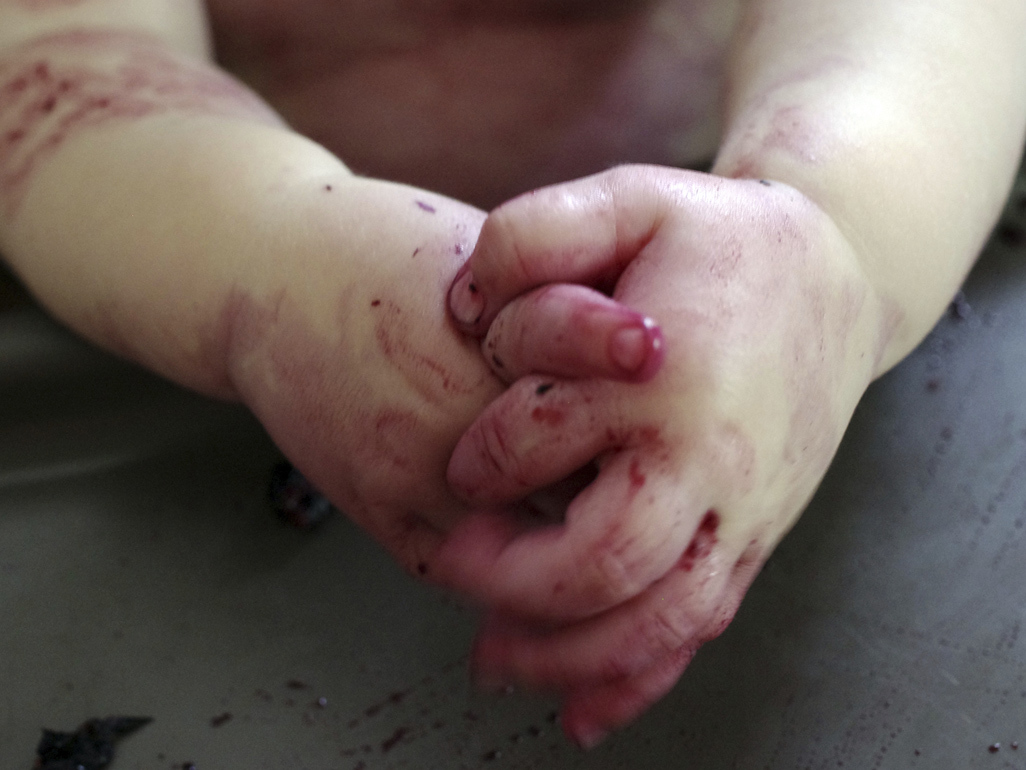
949,290 -> 971,321
268,461 -> 336,530
34,716 -> 152,770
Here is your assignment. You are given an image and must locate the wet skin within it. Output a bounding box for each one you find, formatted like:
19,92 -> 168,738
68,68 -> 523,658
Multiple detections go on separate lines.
434,166 -> 886,743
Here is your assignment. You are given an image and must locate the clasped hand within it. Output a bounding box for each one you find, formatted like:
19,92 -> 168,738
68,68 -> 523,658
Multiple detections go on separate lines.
429,165 -> 884,746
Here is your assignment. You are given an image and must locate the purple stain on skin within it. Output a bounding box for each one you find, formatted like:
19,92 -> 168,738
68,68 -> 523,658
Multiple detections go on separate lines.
415,200 -> 436,213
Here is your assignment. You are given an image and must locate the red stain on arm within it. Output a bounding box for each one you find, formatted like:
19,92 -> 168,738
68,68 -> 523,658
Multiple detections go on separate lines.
0,29 -> 282,217
372,298 -> 477,402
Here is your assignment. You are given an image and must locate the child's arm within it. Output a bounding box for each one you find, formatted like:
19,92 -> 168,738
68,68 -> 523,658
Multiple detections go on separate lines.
0,1 -> 505,572
715,0 -> 1026,372
434,0 -> 1026,745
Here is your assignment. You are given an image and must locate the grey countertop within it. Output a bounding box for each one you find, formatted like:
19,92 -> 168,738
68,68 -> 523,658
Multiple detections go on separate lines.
2,167 -> 1025,769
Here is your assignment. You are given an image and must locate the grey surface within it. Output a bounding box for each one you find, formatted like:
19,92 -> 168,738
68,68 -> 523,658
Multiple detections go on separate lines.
2,178 -> 1026,770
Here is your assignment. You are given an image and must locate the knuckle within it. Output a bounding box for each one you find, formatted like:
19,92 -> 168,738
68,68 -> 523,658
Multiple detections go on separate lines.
636,604 -> 691,659
591,651 -> 638,684
583,531 -> 647,609
483,313 -> 516,379
486,206 -> 536,286
689,588 -> 727,645
474,411 -> 528,489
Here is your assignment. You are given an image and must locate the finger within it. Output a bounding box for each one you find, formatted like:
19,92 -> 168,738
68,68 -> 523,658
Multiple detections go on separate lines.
558,542 -> 766,747
447,376 -> 620,505
470,519 -> 737,692
448,166 -> 675,333
436,449 -> 707,622
560,647 -> 695,749
483,284 -> 664,384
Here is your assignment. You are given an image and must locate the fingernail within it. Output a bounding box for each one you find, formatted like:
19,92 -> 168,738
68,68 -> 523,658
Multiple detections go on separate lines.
608,317 -> 664,381
449,267 -> 485,327
570,722 -> 608,750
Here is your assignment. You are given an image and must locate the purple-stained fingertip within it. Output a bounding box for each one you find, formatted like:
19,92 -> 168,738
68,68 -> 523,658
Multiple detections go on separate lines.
448,266 -> 486,329
608,316 -> 665,382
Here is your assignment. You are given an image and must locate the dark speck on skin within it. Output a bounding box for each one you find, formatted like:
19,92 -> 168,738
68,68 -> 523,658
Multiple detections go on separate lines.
758,179 -> 772,186
536,383 -> 554,396
371,299 -> 382,307
324,184 -> 333,192
416,200 -> 437,213
492,354 -> 505,369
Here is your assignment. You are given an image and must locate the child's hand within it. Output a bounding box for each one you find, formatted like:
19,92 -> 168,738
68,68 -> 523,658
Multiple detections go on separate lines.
221,179 -> 506,574
434,166 -> 887,744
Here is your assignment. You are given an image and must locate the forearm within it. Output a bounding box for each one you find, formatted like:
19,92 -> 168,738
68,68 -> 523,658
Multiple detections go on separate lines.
0,4 -> 479,401
0,12 -> 303,394
713,0 -> 1026,374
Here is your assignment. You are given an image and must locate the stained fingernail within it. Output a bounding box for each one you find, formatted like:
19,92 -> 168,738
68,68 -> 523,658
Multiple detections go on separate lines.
449,267 -> 486,327
609,317 -> 664,381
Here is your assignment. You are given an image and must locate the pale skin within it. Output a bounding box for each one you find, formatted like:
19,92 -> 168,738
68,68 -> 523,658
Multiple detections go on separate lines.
1,0 -> 1025,750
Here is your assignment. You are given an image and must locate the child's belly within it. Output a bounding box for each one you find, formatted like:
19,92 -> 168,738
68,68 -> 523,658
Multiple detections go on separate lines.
207,0 -> 739,208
